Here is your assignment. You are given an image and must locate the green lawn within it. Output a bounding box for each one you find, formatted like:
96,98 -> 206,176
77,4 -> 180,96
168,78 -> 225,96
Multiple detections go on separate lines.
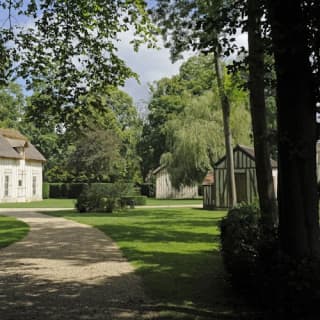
0,198 -> 202,208
49,208 -> 249,318
0,215 -> 29,249
0,198 -> 75,208
145,198 -> 203,206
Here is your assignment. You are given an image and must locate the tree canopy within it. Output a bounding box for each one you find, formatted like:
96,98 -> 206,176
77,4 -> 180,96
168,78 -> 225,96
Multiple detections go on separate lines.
0,0 -> 155,125
139,54 -> 251,184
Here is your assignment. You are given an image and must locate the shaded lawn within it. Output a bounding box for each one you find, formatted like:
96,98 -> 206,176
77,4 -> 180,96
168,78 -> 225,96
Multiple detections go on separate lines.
0,215 -> 29,249
0,198 -> 75,208
49,208 -> 246,316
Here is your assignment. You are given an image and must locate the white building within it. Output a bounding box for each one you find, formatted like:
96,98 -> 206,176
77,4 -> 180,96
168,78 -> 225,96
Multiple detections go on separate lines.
153,166 -> 199,199
0,129 -> 46,202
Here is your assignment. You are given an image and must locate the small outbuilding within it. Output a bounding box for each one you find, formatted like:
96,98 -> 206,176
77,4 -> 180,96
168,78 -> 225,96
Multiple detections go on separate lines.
0,128 -> 46,202
153,166 -> 199,199
203,145 -> 277,209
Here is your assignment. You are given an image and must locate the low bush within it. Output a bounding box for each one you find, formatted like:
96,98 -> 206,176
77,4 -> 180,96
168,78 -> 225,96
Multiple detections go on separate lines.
220,203 -> 263,292
75,182 -> 136,213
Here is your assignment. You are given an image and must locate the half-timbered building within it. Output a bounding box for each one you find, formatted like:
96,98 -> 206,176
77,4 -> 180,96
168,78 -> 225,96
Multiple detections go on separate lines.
204,145 -> 277,209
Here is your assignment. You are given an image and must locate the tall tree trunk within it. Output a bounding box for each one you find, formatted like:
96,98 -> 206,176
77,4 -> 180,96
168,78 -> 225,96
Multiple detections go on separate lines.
247,0 -> 277,226
267,0 -> 320,258
213,50 -> 237,207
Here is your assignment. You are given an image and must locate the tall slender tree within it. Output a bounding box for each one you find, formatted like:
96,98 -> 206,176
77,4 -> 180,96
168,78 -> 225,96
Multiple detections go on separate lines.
247,0 -> 277,225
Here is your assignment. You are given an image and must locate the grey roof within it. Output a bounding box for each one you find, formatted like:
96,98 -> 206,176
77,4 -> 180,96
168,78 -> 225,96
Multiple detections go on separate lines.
215,144 -> 277,168
0,129 -> 46,162
0,135 -> 22,159
152,165 -> 166,175
24,142 -> 46,162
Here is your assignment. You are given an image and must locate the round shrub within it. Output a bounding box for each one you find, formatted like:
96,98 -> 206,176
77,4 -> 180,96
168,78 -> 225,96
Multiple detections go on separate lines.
75,182 -> 136,213
220,203 -> 262,292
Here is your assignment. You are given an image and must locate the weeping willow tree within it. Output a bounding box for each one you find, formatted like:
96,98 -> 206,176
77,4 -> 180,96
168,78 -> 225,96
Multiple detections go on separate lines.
161,90 -> 251,189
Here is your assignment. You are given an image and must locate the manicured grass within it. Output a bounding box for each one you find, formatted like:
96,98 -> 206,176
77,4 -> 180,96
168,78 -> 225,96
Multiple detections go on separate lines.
0,215 -> 29,249
145,198 -> 203,206
0,198 -> 75,208
49,208 -> 247,317
0,198 -> 202,209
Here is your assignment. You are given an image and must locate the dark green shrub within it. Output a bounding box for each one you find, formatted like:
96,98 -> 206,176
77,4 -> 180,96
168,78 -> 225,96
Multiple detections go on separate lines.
120,195 -> 147,207
139,183 -> 155,197
49,183 -> 63,198
68,183 -> 88,198
42,182 -> 50,199
75,182 -> 134,213
220,203 -> 320,318
220,203 -> 262,292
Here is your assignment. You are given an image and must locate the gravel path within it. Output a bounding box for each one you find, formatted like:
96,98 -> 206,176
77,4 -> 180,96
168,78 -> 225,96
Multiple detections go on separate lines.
0,211 -> 152,320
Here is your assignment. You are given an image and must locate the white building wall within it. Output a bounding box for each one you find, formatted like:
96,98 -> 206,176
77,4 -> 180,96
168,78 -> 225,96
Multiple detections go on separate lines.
0,158 -> 43,202
155,169 -> 198,199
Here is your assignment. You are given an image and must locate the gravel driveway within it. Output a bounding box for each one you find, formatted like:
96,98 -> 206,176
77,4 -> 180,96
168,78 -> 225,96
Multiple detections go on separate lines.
0,211 -> 151,320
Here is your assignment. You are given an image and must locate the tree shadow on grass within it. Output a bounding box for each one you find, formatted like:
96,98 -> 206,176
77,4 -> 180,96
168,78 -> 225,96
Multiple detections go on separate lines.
38,210 -> 259,319
0,272 -> 149,320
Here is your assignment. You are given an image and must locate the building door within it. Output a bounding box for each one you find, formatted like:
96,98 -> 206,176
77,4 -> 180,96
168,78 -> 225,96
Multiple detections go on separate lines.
235,172 -> 247,203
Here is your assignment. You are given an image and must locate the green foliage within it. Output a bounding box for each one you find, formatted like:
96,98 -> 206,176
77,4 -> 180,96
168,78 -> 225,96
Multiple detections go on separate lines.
138,54 -> 223,179
68,129 -> 123,182
24,85 -> 143,184
162,88 -> 251,188
1,0 -> 156,124
42,182 -> 50,199
121,196 -> 147,207
139,183 -> 155,197
49,183 -> 67,199
139,53 -> 251,185
48,183 -> 89,198
75,182 -> 134,213
220,203 -> 262,291
220,203 -> 320,318
161,91 -> 224,187
0,83 -> 25,129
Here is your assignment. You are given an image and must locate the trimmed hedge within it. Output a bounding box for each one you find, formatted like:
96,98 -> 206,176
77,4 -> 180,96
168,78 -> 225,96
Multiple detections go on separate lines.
42,182 -> 50,199
47,182 -> 136,199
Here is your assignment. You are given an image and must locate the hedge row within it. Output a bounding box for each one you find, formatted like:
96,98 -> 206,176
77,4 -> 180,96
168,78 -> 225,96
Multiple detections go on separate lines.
42,182 -> 139,199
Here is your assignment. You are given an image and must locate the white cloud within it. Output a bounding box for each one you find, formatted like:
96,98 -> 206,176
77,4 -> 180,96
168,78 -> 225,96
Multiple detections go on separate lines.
116,30 -> 190,108
117,29 -> 248,109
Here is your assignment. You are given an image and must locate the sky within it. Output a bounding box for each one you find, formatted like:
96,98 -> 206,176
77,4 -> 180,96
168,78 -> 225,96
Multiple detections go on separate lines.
116,30 -> 191,112
117,30 -> 248,111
